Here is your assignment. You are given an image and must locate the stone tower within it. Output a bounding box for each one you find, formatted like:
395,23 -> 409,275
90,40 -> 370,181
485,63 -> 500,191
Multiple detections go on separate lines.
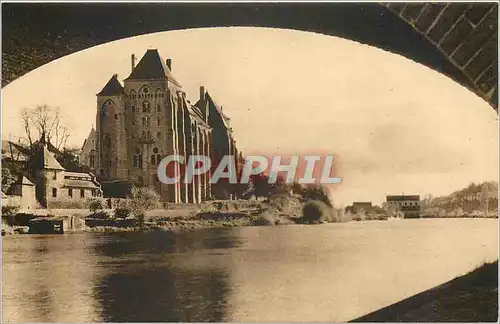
95,49 -> 220,203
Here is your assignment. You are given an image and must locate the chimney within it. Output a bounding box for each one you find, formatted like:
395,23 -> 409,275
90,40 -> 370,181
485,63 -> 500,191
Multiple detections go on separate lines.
199,86 -> 205,102
166,58 -> 172,70
131,54 -> 136,71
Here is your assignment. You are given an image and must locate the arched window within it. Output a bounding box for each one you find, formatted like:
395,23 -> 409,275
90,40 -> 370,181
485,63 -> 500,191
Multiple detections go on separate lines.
151,154 -> 156,165
155,89 -> 163,99
101,100 -> 114,117
157,117 -> 160,125
130,90 -> 137,99
142,101 -> 151,112
156,131 -> 161,139
153,147 -> 159,154
140,85 -> 151,97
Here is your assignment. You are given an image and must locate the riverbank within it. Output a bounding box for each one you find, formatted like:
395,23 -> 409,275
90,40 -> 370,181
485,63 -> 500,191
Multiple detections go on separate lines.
351,260 -> 499,322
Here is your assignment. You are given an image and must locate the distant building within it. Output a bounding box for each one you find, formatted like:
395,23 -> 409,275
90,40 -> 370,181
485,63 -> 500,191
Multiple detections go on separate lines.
345,202 -> 373,214
29,144 -> 102,208
386,195 -> 421,218
79,127 -> 96,169
1,138 -> 102,209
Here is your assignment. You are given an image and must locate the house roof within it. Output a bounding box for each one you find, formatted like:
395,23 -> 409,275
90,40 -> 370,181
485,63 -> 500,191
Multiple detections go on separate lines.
32,144 -> 65,170
124,49 -> 181,86
97,74 -> 125,96
386,195 -> 420,201
195,92 -> 231,130
63,179 -> 100,189
17,176 -> 35,186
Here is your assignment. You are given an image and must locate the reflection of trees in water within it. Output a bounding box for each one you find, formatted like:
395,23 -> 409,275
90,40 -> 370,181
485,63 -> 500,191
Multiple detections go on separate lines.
92,229 -> 239,322
95,267 -> 231,322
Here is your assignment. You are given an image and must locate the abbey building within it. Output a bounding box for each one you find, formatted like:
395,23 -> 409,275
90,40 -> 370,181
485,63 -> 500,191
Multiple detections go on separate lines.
81,49 -> 240,203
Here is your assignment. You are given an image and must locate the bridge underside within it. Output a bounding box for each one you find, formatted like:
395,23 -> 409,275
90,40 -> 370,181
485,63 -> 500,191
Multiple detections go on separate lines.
2,3 -> 497,109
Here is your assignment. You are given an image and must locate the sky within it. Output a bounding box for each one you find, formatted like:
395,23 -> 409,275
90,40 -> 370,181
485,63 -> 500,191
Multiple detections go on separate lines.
2,27 -> 498,206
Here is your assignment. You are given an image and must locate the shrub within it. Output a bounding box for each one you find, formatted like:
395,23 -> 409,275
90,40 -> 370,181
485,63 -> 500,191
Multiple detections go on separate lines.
1,168 -> 17,194
88,199 -> 104,213
2,205 -> 20,217
114,207 -> 131,219
302,200 -> 331,223
129,186 -> 162,226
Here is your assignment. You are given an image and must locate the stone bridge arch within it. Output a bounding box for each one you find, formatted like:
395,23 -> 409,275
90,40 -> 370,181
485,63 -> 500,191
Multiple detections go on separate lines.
2,2 -> 497,109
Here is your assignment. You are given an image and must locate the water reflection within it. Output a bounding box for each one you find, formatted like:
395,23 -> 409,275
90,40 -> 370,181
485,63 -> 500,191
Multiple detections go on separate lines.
96,268 -> 230,322
92,229 -> 237,322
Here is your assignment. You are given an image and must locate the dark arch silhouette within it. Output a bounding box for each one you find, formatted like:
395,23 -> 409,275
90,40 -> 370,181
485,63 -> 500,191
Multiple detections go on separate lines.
2,3 -> 497,109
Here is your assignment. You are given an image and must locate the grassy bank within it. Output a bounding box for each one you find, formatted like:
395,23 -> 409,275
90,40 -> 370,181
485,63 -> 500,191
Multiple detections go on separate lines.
351,261 -> 499,322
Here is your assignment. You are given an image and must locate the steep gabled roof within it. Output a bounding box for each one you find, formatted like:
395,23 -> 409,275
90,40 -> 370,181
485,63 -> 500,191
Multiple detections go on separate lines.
205,93 -> 231,129
124,49 -> 181,86
97,74 -> 124,96
31,144 -> 65,171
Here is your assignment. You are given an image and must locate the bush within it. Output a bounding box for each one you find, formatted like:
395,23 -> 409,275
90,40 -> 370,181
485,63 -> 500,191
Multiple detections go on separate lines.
129,186 -> 162,226
114,207 -> 131,219
302,200 -> 331,223
2,205 -> 20,217
88,199 -> 104,213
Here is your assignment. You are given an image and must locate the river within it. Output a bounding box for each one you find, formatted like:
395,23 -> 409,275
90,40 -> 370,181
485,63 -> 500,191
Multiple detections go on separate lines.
2,218 -> 498,322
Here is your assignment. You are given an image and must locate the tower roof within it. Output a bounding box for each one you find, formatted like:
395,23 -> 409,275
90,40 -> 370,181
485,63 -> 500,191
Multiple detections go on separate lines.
124,49 -> 181,86
97,74 -> 124,96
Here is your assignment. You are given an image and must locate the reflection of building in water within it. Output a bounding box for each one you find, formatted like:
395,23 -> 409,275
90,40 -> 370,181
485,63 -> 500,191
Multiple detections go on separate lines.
82,49 -> 241,203
386,195 -> 421,218
94,230 -> 232,322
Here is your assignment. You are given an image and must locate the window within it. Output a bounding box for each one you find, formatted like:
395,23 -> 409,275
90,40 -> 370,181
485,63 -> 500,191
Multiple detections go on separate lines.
151,154 -> 156,165
132,106 -> 136,113
80,189 -> 85,198
53,171 -> 57,180
90,155 -> 95,168
52,188 -> 57,197
68,188 -> 73,197
156,104 -> 161,112
157,117 -> 160,126
114,114 -> 118,119
153,147 -> 159,154
133,155 -> 138,167
157,131 -> 161,139
92,190 -> 96,197
143,87 -> 149,94
142,101 -> 151,112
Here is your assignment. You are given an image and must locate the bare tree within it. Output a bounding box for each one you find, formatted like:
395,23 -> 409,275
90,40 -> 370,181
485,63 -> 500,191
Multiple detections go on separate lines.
21,105 -> 69,150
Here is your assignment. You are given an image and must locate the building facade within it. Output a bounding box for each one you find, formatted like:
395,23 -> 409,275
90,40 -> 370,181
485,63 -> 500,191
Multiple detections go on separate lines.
386,195 -> 421,218
88,49 -> 240,203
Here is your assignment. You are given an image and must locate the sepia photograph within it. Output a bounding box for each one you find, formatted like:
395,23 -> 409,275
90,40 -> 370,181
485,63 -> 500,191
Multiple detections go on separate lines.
1,2 -> 499,322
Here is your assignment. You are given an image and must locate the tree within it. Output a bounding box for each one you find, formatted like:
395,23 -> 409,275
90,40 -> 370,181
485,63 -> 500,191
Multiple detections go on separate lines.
1,168 -> 16,194
56,147 -> 85,172
21,105 -> 69,150
129,186 -> 162,226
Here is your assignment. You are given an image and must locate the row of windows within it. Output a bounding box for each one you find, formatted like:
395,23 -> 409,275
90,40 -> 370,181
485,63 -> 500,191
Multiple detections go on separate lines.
389,201 -> 419,206
131,101 -> 163,113
129,93 -> 165,99
52,188 -> 97,198
140,117 -> 162,127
